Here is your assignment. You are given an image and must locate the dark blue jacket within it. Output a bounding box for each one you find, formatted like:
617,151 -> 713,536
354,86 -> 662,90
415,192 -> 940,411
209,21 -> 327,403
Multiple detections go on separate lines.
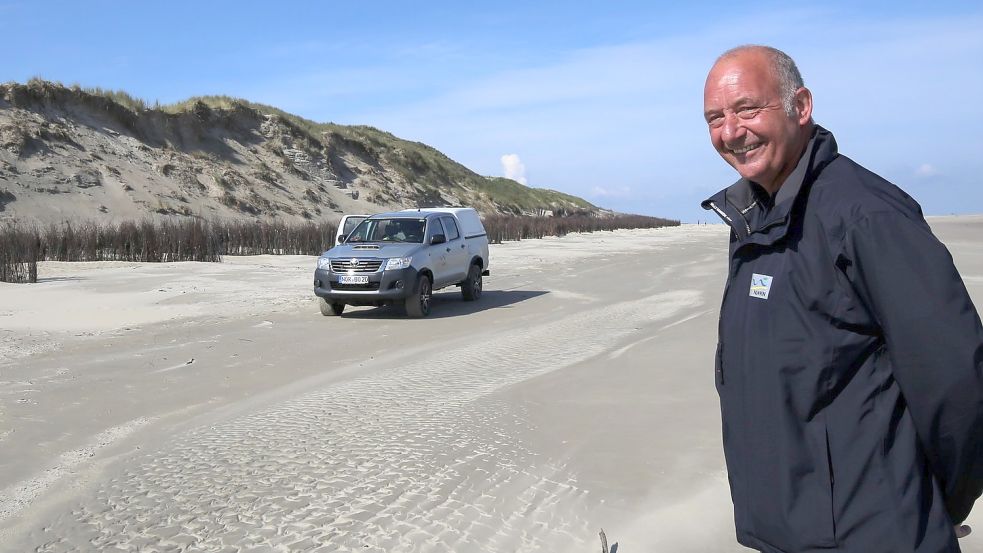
703,126 -> 983,553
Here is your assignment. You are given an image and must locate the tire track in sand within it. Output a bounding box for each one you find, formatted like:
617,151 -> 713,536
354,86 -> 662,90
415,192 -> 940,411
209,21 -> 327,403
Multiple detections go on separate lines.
29,289 -> 701,553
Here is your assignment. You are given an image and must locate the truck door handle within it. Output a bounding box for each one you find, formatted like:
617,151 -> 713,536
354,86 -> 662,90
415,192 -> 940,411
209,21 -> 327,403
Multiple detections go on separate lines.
446,247 -> 451,252
460,245 -> 465,249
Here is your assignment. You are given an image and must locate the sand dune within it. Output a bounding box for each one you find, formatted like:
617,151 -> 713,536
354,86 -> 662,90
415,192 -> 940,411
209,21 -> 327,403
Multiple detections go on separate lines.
1,219 -> 981,552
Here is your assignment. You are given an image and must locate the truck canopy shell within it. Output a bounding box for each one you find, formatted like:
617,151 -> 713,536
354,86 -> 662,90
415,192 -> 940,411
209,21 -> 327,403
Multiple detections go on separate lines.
400,208 -> 486,238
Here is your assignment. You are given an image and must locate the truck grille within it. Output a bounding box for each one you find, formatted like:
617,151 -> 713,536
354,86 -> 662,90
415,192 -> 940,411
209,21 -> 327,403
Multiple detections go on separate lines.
330,258 -> 383,273
331,282 -> 381,291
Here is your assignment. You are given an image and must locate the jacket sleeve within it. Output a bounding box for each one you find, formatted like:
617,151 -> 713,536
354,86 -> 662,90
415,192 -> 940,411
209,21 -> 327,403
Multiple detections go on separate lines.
841,211 -> 983,524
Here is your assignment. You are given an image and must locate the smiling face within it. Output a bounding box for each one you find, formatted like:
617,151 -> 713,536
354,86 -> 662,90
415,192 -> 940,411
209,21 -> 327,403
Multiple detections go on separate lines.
704,49 -> 813,195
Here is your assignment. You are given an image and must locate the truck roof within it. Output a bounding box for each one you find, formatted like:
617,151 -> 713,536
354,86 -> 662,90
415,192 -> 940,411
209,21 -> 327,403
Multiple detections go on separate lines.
399,207 -> 475,215
367,211 -> 435,219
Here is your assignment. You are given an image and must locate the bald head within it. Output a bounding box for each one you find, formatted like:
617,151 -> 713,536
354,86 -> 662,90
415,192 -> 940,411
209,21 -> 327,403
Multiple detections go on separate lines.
703,45 -> 814,194
715,45 -> 804,117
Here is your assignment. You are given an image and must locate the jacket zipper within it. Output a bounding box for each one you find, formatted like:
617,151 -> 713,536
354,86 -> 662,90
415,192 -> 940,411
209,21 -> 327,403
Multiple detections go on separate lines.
715,250 -> 742,387
737,210 -> 753,236
707,201 -> 745,387
716,342 -> 725,385
708,201 -> 751,236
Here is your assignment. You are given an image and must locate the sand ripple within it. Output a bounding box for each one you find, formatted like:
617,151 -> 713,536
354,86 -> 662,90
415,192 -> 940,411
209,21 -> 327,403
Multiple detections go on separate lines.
31,290 -> 700,552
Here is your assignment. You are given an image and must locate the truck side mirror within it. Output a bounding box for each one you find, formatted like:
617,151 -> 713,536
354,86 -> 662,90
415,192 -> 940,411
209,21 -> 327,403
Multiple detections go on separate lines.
430,234 -> 446,245
337,236 -> 345,244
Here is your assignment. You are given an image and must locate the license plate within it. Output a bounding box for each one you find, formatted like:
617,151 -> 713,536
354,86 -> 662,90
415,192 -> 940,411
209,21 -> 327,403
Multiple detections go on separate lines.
339,275 -> 369,285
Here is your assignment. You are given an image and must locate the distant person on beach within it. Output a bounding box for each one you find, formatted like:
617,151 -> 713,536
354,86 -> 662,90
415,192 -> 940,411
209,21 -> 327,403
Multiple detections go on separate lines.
701,44 -> 983,553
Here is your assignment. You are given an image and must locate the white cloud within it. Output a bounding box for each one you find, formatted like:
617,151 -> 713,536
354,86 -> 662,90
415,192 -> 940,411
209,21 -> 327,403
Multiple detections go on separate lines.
590,186 -> 632,199
500,154 -> 527,185
915,163 -> 939,177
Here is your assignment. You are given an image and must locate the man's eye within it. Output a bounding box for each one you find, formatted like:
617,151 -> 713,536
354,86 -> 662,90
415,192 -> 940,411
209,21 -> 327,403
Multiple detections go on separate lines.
707,115 -> 723,128
737,108 -> 760,119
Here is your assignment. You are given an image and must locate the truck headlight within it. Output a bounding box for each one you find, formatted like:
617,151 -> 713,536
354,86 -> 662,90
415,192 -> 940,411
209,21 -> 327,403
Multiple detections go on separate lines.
317,257 -> 332,271
385,257 -> 412,271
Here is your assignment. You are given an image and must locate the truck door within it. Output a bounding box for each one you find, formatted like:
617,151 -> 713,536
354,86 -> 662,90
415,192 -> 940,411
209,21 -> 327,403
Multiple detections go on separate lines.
439,216 -> 469,283
428,217 -> 451,287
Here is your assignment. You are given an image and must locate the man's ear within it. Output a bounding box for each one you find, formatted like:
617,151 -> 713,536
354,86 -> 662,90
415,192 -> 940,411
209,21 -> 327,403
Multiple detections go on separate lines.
795,87 -> 813,126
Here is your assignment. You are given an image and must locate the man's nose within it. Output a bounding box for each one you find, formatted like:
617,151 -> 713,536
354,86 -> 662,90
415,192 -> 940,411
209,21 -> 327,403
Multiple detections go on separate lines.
719,112 -> 745,144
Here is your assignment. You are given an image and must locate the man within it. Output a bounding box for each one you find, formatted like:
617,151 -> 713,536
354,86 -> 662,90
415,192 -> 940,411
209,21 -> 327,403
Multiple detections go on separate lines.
382,220 -> 409,241
701,45 -> 983,553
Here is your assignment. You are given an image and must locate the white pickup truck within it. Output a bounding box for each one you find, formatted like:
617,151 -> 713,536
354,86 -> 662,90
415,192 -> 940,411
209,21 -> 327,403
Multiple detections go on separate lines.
314,208 -> 490,317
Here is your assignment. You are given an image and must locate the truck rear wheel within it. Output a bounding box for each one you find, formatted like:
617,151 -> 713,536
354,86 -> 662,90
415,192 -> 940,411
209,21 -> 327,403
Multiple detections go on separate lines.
461,264 -> 482,301
405,275 -> 432,317
319,297 -> 345,316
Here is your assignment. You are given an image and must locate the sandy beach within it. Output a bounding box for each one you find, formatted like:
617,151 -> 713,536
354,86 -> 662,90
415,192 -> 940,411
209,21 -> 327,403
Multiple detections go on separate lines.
2,218 -> 982,552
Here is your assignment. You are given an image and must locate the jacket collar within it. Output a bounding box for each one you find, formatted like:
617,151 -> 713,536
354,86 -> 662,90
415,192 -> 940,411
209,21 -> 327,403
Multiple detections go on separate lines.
702,125 -> 838,246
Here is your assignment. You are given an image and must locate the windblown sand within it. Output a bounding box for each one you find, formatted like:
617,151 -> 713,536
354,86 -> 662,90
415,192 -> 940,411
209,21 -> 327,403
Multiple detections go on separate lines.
1,218 -> 981,552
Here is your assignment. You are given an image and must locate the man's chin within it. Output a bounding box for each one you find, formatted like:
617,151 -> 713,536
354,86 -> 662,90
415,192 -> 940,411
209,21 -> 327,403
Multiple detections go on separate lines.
724,158 -> 760,181
736,168 -> 764,183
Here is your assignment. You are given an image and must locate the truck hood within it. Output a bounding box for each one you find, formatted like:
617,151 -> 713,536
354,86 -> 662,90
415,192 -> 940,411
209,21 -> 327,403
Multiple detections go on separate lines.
323,242 -> 422,258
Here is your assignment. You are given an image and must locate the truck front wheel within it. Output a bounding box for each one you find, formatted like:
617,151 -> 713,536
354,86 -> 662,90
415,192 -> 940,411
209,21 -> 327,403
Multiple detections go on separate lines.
319,297 -> 345,316
405,275 -> 432,317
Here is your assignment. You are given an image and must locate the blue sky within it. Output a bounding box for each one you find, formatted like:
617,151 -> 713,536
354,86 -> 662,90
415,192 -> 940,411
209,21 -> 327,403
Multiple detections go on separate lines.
2,1 -> 981,222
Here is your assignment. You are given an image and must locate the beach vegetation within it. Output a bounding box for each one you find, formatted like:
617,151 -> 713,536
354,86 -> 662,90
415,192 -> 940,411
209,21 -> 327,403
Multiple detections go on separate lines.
0,214 -> 678,283
482,213 -> 678,243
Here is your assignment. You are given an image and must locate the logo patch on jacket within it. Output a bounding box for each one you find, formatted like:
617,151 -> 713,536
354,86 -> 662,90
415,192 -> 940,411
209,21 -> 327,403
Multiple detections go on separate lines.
749,273 -> 773,299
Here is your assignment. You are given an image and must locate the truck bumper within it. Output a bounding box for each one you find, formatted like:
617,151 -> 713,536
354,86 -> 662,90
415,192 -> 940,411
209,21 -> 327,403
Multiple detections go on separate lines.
313,267 -> 418,305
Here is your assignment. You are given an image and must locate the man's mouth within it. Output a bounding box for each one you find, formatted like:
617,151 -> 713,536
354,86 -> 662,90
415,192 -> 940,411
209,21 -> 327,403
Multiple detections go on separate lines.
730,143 -> 762,155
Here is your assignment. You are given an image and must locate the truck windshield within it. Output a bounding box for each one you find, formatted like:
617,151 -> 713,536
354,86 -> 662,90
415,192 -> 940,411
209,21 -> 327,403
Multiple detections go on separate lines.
347,218 -> 426,243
